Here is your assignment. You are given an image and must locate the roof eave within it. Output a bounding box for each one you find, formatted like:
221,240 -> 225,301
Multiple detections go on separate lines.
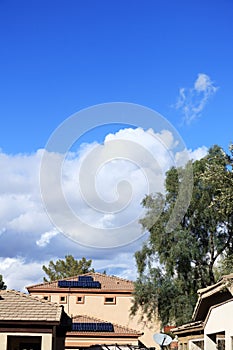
172,321 -> 204,335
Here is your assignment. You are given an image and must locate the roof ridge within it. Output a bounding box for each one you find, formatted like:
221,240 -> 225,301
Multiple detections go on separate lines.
26,275 -> 79,288
197,273 -> 233,295
57,271 -> 133,283
197,280 -> 223,294
26,279 -> 56,288
78,271 -> 134,284
73,314 -> 111,323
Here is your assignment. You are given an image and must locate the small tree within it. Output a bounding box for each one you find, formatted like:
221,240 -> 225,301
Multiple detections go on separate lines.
0,274 -> 7,290
42,255 -> 95,282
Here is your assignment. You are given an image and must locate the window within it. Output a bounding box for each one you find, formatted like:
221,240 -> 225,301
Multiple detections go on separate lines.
104,296 -> 116,304
76,295 -> 85,304
217,339 -> 225,350
7,336 -> 42,350
43,295 -> 50,301
59,295 -> 67,303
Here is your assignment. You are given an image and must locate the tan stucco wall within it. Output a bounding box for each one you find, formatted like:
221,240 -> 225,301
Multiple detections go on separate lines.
34,291 -> 160,347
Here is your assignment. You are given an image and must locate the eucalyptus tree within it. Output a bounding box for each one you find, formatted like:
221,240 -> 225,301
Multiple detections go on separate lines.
131,145 -> 233,326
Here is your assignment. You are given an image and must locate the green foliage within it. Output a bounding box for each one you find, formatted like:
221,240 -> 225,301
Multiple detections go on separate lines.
131,267 -> 194,326
0,274 -> 7,290
214,252 -> 233,280
132,145 -> 233,327
42,255 -> 95,282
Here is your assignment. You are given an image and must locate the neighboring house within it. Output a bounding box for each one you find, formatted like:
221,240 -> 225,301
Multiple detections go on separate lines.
26,272 -> 160,349
65,315 -> 142,349
0,289 -> 71,350
172,321 -> 204,350
172,273 -> 233,350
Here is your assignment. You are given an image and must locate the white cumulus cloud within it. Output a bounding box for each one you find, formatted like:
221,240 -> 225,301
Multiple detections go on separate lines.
0,257 -> 46,292
0,128 -> 208,291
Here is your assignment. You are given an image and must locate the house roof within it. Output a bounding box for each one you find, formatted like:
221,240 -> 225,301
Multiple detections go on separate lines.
172,275 -> 233,338
68,314 -> 142,337
0,289 -> 62,323
26,272 -> 134,293
172,321 -> 204,335
192,274 -> 233,321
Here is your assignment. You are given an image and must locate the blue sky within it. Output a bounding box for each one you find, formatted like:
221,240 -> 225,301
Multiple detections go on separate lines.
0,0 -> 232,290
1,0 -> 232,153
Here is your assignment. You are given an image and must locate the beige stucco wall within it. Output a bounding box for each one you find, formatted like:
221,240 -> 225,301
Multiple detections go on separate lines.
65,335 -> 139,348
204,300 -> 233,350
34,291 -> 160,347
0,333 -> 7,349
0,332 -> 52,350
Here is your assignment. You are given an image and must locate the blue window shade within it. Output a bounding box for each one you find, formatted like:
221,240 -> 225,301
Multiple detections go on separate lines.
78,276 -> 94,282
58,278 -> 101,288
72,322 -> 114,332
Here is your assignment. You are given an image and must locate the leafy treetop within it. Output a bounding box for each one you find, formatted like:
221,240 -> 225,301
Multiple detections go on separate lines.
42,255 -> 95,282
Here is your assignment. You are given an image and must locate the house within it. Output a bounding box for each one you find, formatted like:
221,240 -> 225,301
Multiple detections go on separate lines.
0,289 -> 71,350
26,272 -> 160,349
172,273 -> 233,350
65,314 -> 143,349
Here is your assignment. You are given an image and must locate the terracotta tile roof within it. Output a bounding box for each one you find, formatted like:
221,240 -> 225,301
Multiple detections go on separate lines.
68,315 -> 142,337
0,289 -> 62,322
26,272 -> 134,292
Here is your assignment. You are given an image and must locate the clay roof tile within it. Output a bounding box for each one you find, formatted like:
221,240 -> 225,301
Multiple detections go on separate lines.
0,289 -> 62,322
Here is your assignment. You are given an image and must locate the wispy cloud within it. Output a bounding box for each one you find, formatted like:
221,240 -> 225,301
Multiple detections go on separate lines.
36,229 -> 59,247
174,73 -> 218,124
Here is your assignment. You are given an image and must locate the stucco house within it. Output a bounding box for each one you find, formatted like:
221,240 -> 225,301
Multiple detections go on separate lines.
172,273 -> 233,350
65,314 -> 143,349
0,289 -> 71,350
26,272 -> 160,349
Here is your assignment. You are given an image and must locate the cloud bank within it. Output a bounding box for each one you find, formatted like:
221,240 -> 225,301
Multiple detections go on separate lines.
0,128 -> 208,291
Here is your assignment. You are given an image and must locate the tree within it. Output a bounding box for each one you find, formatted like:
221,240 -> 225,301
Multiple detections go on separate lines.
201,143 -> 233,279
0,274 -> 7,290
214,252 -> 233,280
131,145 -> 233,327
42,255 -> 95,282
